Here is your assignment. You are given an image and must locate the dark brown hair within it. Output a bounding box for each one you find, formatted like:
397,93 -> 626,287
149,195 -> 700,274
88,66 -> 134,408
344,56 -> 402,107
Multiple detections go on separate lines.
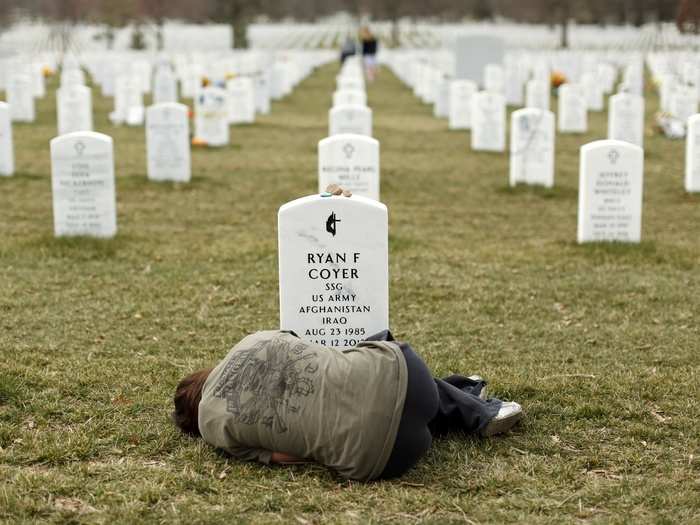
172,368 -> 213,437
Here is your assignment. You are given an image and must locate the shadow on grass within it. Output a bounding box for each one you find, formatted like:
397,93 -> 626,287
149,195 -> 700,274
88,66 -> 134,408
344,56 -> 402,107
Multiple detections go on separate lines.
496,184 -> 578,200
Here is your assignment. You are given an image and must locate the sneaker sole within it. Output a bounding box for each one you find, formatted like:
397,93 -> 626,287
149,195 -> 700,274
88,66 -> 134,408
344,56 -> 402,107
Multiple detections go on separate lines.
479,411 -> 523,437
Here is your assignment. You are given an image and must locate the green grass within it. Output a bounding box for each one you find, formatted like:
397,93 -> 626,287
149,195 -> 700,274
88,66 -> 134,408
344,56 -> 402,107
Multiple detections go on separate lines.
1,64 -> 699,524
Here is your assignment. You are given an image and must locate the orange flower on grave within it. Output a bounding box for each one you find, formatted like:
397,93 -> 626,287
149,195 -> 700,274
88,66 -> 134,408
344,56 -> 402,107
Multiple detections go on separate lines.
192,137 -> 207,146
551,71 -> 566,88
201,77 -> 210,87
42,66 -> 54,77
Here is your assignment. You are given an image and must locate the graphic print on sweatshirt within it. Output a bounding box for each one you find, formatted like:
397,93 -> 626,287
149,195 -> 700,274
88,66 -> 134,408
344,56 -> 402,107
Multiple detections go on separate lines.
212,335 -> 319,433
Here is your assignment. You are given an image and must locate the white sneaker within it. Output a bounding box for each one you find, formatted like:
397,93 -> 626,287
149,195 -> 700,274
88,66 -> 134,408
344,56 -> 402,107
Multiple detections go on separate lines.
467,375 -> 488,400
480,401 -> 523,437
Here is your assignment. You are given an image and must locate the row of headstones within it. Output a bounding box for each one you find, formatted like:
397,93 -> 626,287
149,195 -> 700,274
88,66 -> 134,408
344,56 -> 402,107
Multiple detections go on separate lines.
380,51 -> 700,243
0,54 -> 382,237
324,57 -> 379,201
0,49 -> 334,183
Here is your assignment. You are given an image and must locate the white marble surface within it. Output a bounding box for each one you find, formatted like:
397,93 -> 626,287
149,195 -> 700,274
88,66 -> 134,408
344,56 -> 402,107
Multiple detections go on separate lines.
227,77 -> 256,124
57,85 -> 93,136
0,102 -> 14,176
525,79 -> 550,111
558,84 -> 588,133
509,108 -> 555,188
577,139 -> 644,243
278,193 -> 389,348
686,114 -> 700,193
448,80 -> 476,130
670,87 -> 698,123
153,66 -> 178,104
50,131 -> 117,238
329,104 -> 372,137
194,86 -> 229,147
318,134 -> 380,201
332,89 -> 367,108
7,75 -> 35,123
471,91 -> 506,152
146,103 -> 191,182
608,92 -> 645,148
582,72 -> 605,112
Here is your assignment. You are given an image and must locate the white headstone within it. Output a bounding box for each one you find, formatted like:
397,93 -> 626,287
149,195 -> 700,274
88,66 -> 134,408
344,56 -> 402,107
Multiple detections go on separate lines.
471,91 -> 506,152
318,134 -> 380,201
255,69 -> 271,115
7,75 -> 35,122
0,102 -> 14,176
146,103 -> 191,183
608,92 -> 644,148
448,80 -> 477,130
50,131 -> 117,238
57,85 -> 93,136
670,86 -> 699,123
153,66 -> 178,104
582,73 -> 604,112
558,84 -> 588,133
227,77 -> 256,124
329,105 -> 372,137
433,78 -> 450,119
61,68 -> 85,88
194,86 -> 230,147
525,79 -> 550,111
332,89 -> 367,108
509,108 -> 555,188
484,64 -> 505,94
278,193 -> 389,348
577,140 -> 644,243
685,114 -> 700,193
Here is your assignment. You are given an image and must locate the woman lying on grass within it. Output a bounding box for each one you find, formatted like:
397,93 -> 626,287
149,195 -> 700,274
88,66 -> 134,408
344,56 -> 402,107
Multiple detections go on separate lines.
172,330 -> 523,481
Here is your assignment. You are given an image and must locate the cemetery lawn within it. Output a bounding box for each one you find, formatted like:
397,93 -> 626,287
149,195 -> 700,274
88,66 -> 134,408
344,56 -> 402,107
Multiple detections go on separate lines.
1,65 -> 699,525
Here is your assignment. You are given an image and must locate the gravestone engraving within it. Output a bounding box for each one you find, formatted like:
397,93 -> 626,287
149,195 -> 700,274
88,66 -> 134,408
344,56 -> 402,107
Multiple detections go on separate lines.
608,92 -> 644,148
50,131 -> 117,238
577,139 -> 644,243
471,91 -> 506,152
509,108 -> 555,188
329,105 -> 372,137
146,103 -> 191,182
685,114 -> 700,193
57,85 -> 93,136
278,193 -> 389,348
318,134 -> 379,201
449,80 -> 477,130
0,102 -> 14,176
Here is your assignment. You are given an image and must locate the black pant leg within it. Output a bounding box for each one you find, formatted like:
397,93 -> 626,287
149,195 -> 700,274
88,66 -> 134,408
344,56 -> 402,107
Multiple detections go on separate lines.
428,380 -> 502,437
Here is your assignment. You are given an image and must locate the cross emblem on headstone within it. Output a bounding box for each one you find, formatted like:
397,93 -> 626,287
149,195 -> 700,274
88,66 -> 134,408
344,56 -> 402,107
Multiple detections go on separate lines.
608,149 -> 619,164
74,141 -> 86,156
342,143 -> 355,159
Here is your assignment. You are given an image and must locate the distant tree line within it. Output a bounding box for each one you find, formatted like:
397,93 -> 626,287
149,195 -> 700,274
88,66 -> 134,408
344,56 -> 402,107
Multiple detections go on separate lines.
0,0 -> 695,49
